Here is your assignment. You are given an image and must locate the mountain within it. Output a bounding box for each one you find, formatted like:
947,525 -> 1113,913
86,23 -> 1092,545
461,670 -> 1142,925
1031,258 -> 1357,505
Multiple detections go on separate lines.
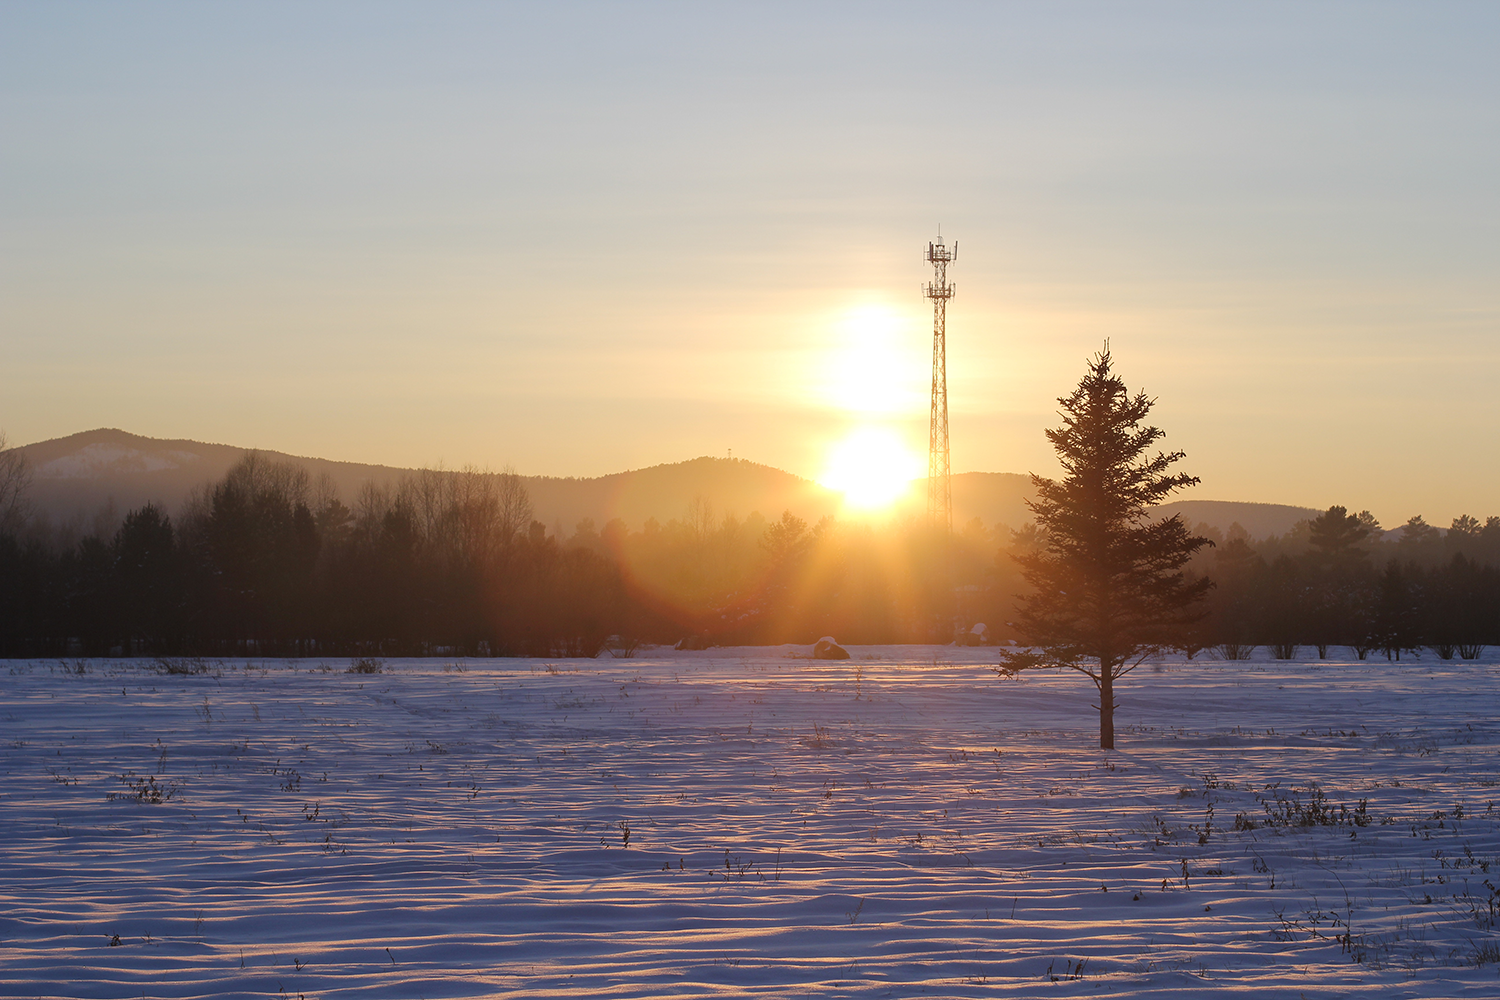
13,429 -> 410,533
525,458 -> 841,534
7,428 -> 1319,540
9,429 -> 843,535
947,472 -> 1035,531
1155,499 -> 1321,541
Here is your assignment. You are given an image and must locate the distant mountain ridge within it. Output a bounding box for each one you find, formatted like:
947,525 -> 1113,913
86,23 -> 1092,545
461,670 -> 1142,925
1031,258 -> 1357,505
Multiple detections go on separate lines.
9,429 -> 1319,539
12,429 -> 848,535
16,429 -> 412,532
1155,499 -> 1324,542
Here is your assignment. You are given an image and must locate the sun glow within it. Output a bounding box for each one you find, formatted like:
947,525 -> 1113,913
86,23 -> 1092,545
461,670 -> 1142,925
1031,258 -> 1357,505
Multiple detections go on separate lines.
819,426 -> 922,511
825,304 -> 925,416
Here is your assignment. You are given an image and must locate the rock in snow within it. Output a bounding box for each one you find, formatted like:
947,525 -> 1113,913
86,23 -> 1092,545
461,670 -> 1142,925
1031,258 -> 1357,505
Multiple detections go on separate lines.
812,635 -> 850,659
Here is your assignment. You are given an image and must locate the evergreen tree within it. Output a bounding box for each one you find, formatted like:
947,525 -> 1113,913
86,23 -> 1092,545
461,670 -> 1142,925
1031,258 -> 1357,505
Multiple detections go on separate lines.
1445,514 -> 1483,562
1202,535 -> 1264,651
114,503 -> 182,653
1370,560 -> 1423,659
1000,347 -> 1211,749
1396,515 -> 1442,565
1302,505 -> 1376,652
1307,505 -> 1371,563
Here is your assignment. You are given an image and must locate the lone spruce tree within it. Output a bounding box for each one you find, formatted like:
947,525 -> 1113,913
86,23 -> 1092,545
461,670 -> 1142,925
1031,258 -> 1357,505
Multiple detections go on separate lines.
1001,347 -> 1211,749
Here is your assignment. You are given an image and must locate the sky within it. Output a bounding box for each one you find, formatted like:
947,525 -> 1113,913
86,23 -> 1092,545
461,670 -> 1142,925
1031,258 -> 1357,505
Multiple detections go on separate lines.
2,1 -> 1497,528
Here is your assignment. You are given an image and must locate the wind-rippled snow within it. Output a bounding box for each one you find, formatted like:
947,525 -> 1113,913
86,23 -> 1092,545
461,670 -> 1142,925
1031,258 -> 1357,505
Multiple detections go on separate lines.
3,648 -> 1499,998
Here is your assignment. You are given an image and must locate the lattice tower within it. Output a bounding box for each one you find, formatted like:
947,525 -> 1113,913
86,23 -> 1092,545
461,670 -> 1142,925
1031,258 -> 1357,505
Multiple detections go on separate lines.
925,237 -> 956,532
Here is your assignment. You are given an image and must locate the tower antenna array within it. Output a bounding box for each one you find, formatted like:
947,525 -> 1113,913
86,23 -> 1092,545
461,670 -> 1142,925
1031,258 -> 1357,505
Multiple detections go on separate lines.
924,235 -> 956,532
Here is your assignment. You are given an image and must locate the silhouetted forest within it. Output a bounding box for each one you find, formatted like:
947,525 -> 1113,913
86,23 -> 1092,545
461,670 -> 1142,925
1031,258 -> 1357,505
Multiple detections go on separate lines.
0,451 -> 1497,658
1191,506 -> 1500,660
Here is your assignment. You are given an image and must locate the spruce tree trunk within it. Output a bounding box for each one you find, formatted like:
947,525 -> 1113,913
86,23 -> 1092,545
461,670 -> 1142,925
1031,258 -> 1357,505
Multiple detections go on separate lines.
1098,665 -> 1115,749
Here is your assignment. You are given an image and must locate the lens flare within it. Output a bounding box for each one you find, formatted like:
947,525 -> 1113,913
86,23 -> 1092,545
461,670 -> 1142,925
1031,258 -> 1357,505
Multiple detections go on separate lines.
819,427 -> 921,511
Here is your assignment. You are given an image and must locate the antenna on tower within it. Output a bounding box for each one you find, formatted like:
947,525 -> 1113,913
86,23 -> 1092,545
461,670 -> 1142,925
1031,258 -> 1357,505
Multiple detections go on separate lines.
924,234 -> 956,533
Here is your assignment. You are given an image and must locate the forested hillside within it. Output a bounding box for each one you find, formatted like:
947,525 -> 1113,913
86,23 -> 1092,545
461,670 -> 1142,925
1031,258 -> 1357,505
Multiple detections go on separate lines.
10,429 -> 1312,544
1,441 -> 1496,658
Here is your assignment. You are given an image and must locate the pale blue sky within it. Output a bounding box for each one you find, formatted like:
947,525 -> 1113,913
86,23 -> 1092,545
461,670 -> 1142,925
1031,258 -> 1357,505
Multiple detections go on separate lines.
3,2 -> 1497,526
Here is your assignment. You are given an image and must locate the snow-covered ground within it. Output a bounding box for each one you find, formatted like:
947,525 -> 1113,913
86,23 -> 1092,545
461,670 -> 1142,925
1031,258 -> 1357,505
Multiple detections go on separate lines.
3,647 -> 1499,998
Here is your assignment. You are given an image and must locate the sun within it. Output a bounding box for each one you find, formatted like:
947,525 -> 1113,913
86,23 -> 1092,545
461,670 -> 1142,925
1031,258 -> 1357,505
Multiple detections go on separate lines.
819,426 -> 922,511
825,304 -> 924,416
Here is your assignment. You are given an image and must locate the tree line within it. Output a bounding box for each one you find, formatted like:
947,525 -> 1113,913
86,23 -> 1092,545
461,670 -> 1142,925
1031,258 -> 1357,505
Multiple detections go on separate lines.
0,453 -> 622,657
1193,506 -> 1500,660
0,438 -> 1496,660
0,447 -> 1014,656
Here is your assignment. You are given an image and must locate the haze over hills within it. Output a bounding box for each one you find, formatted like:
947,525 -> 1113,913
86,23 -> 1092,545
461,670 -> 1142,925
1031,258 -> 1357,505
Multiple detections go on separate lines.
11,429 -> 846,535
8,429 -> 1319,539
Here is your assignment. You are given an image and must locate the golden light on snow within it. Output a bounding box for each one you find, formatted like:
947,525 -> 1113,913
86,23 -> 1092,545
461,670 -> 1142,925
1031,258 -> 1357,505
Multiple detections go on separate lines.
819,425 -> 922,510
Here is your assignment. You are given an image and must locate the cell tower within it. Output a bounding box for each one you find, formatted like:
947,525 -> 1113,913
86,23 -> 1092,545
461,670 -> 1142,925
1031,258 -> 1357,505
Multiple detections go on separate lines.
924,235 -> 956,532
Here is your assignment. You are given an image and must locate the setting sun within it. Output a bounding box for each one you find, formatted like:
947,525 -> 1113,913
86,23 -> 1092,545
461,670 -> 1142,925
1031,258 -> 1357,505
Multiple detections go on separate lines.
818,426 -> 922,510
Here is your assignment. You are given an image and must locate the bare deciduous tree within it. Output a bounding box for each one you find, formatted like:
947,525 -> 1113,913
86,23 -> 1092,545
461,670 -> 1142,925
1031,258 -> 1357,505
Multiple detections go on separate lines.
0,431 -> 34,535
387,464 -> 533,565
686,494 -> 715,546
496,466 -> 532,547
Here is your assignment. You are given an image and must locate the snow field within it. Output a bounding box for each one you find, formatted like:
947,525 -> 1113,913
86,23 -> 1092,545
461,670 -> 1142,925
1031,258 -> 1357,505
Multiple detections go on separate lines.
3,648 -> 1499,998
